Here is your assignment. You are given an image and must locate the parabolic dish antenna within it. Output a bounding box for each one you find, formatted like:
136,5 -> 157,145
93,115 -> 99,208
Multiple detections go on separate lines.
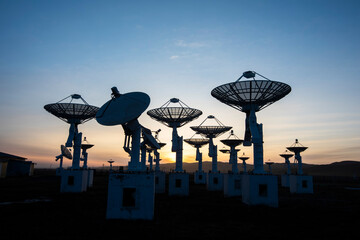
147,98 -> 202,127
44,94 -> 99,124
211,71 -> 291,174
61,145 -> 72,160
286,139 -> 308,154
279,150 -> 294,159
184,138 -> 210,148
190,115 -> 232,138
96,90 -> 150,126
44,94 -> 98,170
211,71 -> 291,112
147,98 -> 202,172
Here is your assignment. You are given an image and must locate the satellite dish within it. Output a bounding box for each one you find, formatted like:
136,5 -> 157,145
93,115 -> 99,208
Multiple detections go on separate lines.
147,98 -> 202,127
44,94 -> 98,170
44,94 -> 99,124
147,98 -> 202,172
96,91 -> 150,126
183,138 -> 209,148
61,145 -> 72,160
211,71 -> 291,174
279,150 -> 294,159
286,139 -> 308,154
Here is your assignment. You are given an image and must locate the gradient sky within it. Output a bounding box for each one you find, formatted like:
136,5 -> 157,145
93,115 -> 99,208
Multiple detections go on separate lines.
0,0 -> 359,168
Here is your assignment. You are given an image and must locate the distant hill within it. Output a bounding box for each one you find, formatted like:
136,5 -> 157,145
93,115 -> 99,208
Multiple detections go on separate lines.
157,160 -> 360,177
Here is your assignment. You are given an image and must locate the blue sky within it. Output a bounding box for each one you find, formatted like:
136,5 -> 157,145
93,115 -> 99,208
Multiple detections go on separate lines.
0,0 -> 359,168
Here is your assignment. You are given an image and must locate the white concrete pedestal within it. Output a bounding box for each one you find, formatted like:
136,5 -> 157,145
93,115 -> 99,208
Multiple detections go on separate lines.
106,172 -> 155,220
207,172 -> 223,191
224,173 -> 243,197
289,175 -> 313,194
155,171 -> 166,194
194,171 -> 207,184
281,174 -> 290,187
168,172 -> 189,196
60,169 -> 88,193
242,174 -> 278,207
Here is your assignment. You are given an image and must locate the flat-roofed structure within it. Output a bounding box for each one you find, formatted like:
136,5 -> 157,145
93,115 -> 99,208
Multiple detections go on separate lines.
0,152 -> 34,177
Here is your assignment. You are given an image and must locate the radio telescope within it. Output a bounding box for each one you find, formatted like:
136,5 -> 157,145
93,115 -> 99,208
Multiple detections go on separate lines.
287,139 -> 308,175
96,87 -> 159,171
81,137 -> 94,169
239,152 -> 249,173
190,115 -> 231,173
55,145 -> 72,174
147,98 -> 202,172
184,135 -> 209,178
220,130 -> 243,173
280,150 -> 294,175
211,71 -> 291,174
44,94 -> 99,169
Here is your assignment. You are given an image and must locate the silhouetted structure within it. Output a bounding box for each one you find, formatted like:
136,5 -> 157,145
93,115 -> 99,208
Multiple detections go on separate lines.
0,152 -> 34,177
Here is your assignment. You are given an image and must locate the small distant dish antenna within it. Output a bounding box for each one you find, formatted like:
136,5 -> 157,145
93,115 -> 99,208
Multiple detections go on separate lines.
147,98 -> 202,172
279,150 -> 294,175
190,115 -> 231,173
107,160 -> 115,172
239,152 -> 249,173
44,94 -> 99,169
286,139 -> 308,175
81,137 -> 94,169
211,71 -> 291,174
220,130 -> 243,173
265,160 -> 274,174
184,134 -> 209,173
96,87 -> 158,171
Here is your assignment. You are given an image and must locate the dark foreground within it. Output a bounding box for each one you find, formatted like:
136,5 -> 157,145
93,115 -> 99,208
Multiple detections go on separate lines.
1,170 -> 360,240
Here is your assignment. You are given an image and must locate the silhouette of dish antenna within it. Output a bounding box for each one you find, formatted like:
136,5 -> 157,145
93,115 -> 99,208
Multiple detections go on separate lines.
61,145 -> 72,160
211,71 -> 291,174
81,137 -> 94,150
147,98 -> 202,172
44,94 -> 99,169
44,94 -> 99,124
279,150 -> 294,159
286,139 -> 308,175
96,88 -> 150,126
221,130 -> 243,173
184,138 -> 210,148
190,115 -> 232,173
190,115 -> 232,138
239,152 -> 249,173
280,150 -> 294,175
287,139 -> 308,154
147,98 -> 202,127
96,87 -> 156,171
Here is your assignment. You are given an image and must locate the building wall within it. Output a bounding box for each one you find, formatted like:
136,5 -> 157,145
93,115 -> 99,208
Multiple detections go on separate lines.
0,162 -> 8,178
6,160 -> 32,177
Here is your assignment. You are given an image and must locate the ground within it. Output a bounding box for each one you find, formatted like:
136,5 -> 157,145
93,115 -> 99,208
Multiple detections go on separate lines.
1,170 -> 359,239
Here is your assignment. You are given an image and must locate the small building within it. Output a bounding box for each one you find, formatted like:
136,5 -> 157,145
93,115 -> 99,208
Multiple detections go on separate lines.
0,152 -> 35,178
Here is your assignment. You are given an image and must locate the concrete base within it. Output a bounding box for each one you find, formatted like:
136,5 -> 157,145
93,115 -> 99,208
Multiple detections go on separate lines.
194,171 -> 207,184
289,175 -> 313,194
106,172 -> 155,220
224,173 -> 243,197
87,169 -> 94,188
281,174 -> 290,187
155,171 -> 166,194
60,169 -> 88,193
242,174 -> 278,208
168,172 -> 189,196
207,172 -> 224,191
